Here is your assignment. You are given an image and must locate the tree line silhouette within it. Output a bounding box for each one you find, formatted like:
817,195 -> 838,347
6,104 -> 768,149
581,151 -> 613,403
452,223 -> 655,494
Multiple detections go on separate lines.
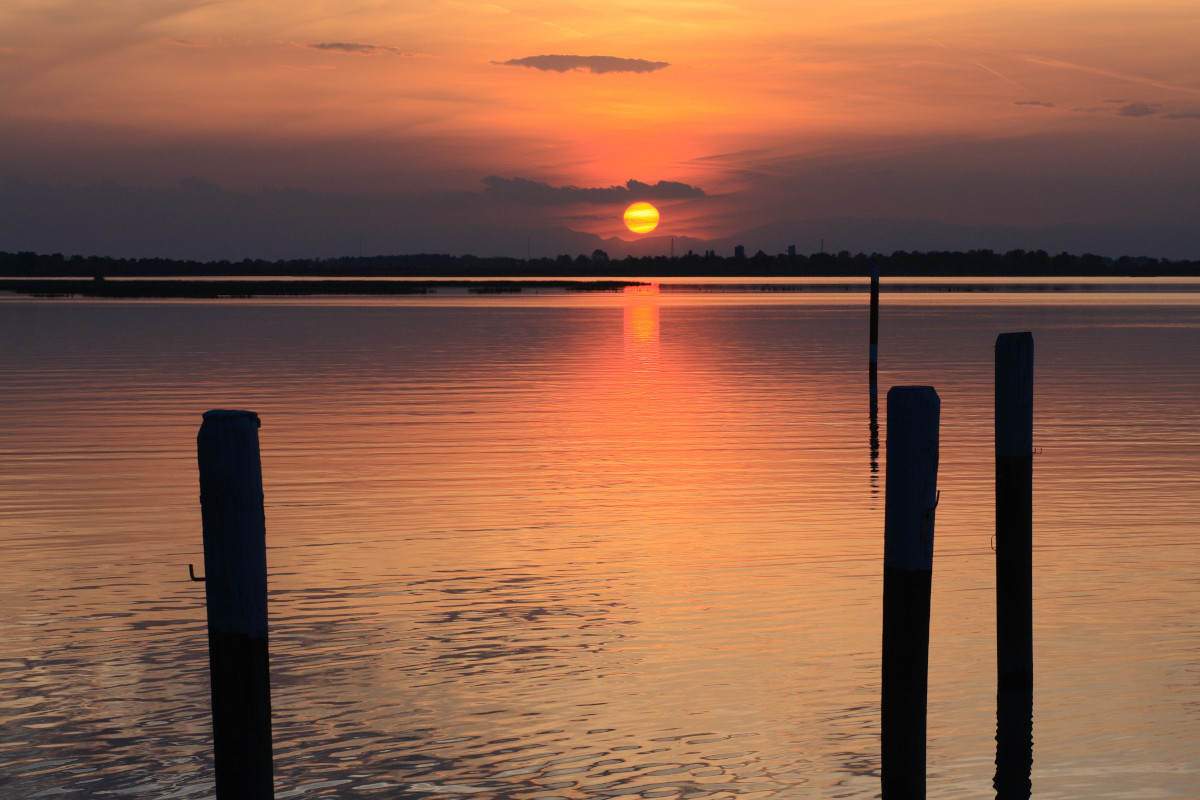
1,247 -> 1195,279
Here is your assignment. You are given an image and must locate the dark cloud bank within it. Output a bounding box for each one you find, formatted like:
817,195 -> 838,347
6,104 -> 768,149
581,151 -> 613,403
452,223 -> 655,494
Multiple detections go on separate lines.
1115,103 -> 1200,120
483,176 -> 704,204
304,42 -> 423,56
1118,102 -> 1160,118
496,55 -> 669,74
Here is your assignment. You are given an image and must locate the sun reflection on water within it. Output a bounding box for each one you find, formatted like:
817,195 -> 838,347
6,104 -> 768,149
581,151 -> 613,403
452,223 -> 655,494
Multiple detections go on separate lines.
623,283 -> 660,363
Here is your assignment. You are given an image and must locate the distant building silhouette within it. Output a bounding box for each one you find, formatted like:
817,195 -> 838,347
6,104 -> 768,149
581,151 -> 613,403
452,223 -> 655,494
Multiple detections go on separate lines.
734,245 -> 745,259
787,245 -> 796,257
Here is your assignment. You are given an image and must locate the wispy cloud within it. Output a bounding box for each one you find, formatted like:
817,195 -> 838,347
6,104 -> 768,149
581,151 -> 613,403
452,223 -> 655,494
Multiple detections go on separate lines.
495,55 -> 669,74
303,42 -> 430,57
1118,102 -> 1160,118
1014,100 -> 1055,108
483,177 -> 703,205
1163,111 -> 1200,120
170,37 -> 227,49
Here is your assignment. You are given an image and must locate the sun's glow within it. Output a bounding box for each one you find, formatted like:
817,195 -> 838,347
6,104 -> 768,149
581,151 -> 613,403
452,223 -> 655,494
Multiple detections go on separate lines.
623,202 -> 660,234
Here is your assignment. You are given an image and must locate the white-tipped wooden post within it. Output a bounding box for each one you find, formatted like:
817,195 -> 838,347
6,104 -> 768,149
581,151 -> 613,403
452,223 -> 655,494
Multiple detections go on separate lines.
996,333 -> 1033,691
882,386 -> 940,800
198,410 -> 274,799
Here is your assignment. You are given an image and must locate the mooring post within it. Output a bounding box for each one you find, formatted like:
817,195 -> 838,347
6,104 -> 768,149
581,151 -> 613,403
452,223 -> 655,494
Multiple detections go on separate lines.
197,409 -> 274,800
993,333 -> 1034,799
868,263 -> 881,486
995,333 -> 1033,692
882,386 -> 940,800
869,263 -> 880,385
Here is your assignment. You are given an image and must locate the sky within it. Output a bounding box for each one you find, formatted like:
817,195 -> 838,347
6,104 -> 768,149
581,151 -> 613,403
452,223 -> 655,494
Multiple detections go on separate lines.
2,0 -> 1199,260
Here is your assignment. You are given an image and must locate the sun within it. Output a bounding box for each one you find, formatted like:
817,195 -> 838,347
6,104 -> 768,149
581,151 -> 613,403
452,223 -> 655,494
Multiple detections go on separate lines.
623,202 -> 660,234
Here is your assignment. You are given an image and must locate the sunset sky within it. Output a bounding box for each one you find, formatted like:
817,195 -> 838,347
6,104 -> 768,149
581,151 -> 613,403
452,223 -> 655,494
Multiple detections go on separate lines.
2,0 -> 1198,260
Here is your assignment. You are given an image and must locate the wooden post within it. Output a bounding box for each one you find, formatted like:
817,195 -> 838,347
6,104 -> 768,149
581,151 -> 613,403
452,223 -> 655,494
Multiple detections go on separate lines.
869,263 -> 881,486
882,386 -> 940,800
869,263 -> 880,385
994,333 -> 1033,799
198,410 -> 274,800
995,333 -> 1033,691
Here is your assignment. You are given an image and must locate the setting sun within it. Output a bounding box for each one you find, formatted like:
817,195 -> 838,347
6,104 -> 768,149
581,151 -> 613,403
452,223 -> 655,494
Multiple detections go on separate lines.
623,202 -> 660,235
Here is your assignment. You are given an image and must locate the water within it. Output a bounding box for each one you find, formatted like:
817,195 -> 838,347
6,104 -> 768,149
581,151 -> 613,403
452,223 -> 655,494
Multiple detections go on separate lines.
1,286 -> 1198,799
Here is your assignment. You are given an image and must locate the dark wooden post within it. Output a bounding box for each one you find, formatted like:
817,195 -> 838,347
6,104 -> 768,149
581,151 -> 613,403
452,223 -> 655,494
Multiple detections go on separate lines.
198,410 -> 275,799
869,263 -> 880,384
994,333 -> 1034,799
995,333 -> 1033,691
869,263 -> 881,485
882,386 -> 940,800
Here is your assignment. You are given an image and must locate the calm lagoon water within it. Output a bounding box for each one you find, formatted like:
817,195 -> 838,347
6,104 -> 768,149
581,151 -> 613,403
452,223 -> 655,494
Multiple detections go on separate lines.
1,285 -> 1198,799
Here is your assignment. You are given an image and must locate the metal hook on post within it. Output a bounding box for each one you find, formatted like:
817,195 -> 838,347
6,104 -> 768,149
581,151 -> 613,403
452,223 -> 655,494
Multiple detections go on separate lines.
189,563 -> 206,582
920,490 -> 941,543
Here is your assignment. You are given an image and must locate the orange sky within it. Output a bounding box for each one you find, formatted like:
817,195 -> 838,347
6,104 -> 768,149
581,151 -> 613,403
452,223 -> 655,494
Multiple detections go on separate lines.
1,1 -> 1198,257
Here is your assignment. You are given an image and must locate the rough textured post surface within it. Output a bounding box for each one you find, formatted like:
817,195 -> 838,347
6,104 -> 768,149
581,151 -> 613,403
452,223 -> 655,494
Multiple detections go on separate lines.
198,409 -> 274,800
882,386 -> 940,800
996,333 -> 1033,691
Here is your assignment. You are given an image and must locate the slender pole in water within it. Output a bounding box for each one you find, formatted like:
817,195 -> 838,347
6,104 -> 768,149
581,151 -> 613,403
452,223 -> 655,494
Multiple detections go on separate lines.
882,386 -> 940,800
868,264 -> 882,487
198,410 -> 275,799
994,333 -> 1034,799
870,263 -> 880,386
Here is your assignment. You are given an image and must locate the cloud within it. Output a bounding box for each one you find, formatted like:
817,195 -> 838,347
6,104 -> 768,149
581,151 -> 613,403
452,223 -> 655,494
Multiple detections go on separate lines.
1117,102 -> 1160,117
482,176 -> 704,205
170,38 -> 226,49
495,55 -> 669,74
1164,111 -> 1200,120
1014,100 -> 1055,108
303,42 -> 428,57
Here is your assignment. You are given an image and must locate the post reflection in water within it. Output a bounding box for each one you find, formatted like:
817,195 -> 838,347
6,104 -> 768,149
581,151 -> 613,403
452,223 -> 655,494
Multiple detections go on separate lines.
869,380 -> 880,495
994,688 -> 1034,799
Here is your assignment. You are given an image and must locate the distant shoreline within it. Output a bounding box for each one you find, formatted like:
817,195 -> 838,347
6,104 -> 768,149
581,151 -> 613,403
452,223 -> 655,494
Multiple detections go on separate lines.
0,278 -> 642,299
4,277 -> 1199,299
3,247 -> 1199,283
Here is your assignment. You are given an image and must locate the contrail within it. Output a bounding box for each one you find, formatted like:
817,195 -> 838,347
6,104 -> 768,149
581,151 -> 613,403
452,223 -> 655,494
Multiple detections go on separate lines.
1023,55 -> 1200,96
965,57 -> 1026,89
